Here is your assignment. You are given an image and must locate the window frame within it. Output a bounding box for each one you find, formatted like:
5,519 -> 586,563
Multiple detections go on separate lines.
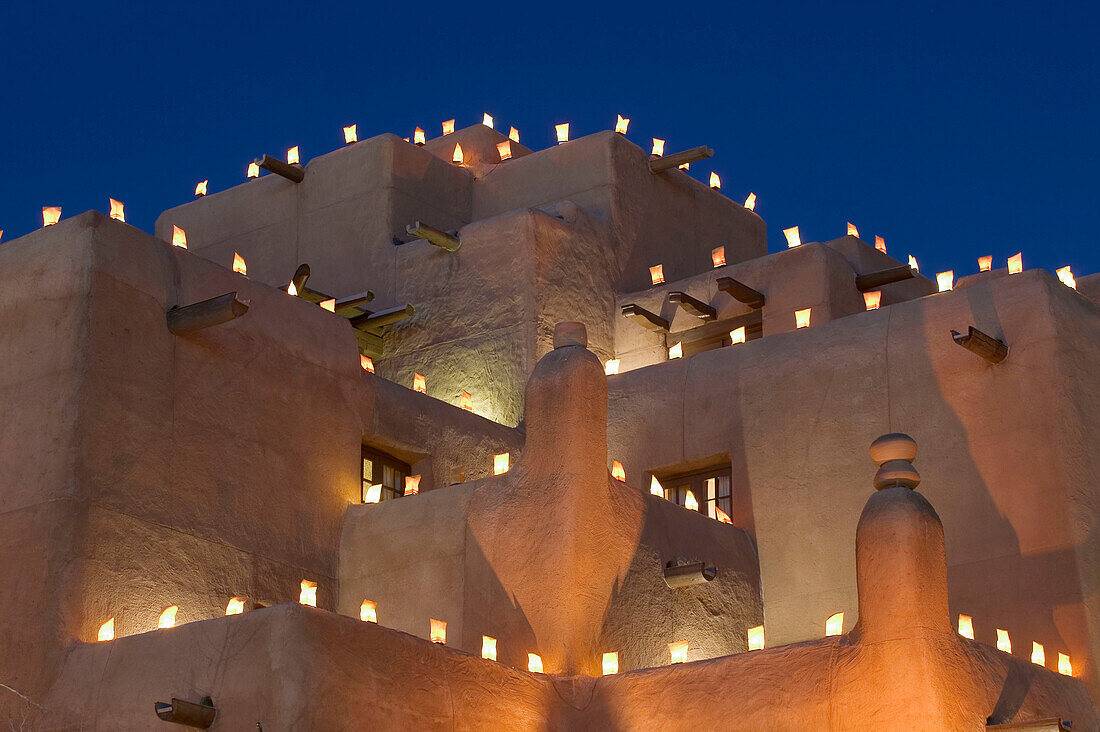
361,445 -> 412,503
653,464 -> 732,520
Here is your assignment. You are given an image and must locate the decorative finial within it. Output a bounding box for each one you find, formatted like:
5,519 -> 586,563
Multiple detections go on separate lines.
553,322 -> 587,349
869,433 -> 920,490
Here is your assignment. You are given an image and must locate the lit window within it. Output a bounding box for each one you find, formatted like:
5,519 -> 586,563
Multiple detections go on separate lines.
361,446 -> 411,503
653,465 -> 732,520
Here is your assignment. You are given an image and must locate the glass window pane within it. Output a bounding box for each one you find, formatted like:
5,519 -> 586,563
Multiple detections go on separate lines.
362,458 -> 373,482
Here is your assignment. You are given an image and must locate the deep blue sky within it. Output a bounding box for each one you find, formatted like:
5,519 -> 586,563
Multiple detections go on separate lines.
2,2 -> 1098,279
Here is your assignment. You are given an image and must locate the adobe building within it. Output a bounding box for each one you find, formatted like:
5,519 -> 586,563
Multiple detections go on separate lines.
1,119 -> 1099,729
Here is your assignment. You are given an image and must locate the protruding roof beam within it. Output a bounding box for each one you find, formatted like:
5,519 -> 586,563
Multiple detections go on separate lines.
167,292 -> 249,335
668,291 -> 717,321
255,154 -> 304,183
663,562 -> 717,589
649,146 -> 714,173
406,221 -> 460,252
855,264 -> 915,291
716,276 -> 765,309
350,304 -> 414,331
952,326 -> 1008,364
621,303 -> 670,332
289,264 -> 310,294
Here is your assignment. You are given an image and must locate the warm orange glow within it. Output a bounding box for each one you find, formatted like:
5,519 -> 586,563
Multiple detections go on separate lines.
108,198 -> 125,222
669,640 -> 689,664
482,113 -> 494,129
414,127 -> 426,145
709,172 -> 721,189
651,138 -> 665,156
195,180 -> 208,196
528,653 -> 544,672
863,291 -> 881,311
320,298 -> 336,312
615,115 -> 629,134
611,460 -> 626,481
509,126 -> 520,143
497,140 -> 512,160
555,123 -> 569,144
97,618 -> 115,642
299,580 -> 317,607
825,612 -> 844,637
996,628 -> 1011,653
364,484 -> 382,503
668,342 -> 683,360
343,125 -> 357,144
783,226 -> 801,248
908,254 -> 919,272
430,618 -> 447,644
1031,642 -> 1045,667
158,605 -> 178,629
360,600 -> 377,623
482,635 -> 497,660
936,271 -> 953,292
684,490 -> 699,511
744,192 -> 757,211
978,255 -> 992,272
459,390 -> 473,411
287,146 -> 300,165
42,206 -> 61,227
678,162 -> 690,171
1058,653 -> 1072,676
602,652 -> 619,675
957,614 -> 974,639
747,625 -> 765,650
730,326 -> 746,345
171,225 -> 187,249
847,222 -> 859,237
715,506 -> 733,524
874,235 -> 886,253
649,264 -> 664,284
452,144 -> 464,164
360,355 -> 375,373
712,246 -> 726,268
1008,252 -> 1023,274
413,373 -> 426,393
404,475 -> 421,496
650,475 -> 664,497
604,358 -> 620,375
795,308 -> 811,329
232,252 -> 247,275
226,597 -> 245,615
494,453 -> 510,475
1057,266 -> 1077,289
442,119 -> 455,135
247,162 -> 260,178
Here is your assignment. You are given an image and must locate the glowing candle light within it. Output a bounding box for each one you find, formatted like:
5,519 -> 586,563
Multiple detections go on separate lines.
481,113 -> 494,129
651,138 -> 665,156
555,123 -> 569,144
42,207 -> 61,227
957,614 -> 974,639
287,146 -> 299,165
0,231 -> 3,242
795,308 -> 811,329
649,264 -> 665,285
171,225 -> 187,249
320,298 -> 336,312
684,490 -> 699,511
602,652 -> 618,675
528,653 -> 544,672
679,162 -> 690,170
438,120 -> 454,137
497,140 -> 512,161
747,625 -> 765,651
1057,266 -> 1076,289
1031,642 -> 1045,667
715,506 -> 733,524
360,600 -> 377,623
453,389 -> 471,412
414,127 -> 426,146
604,359 -> 620,375
494,453 -> 510,475
669,641 -> 689,664
195,180 -> 208,197
668,342 -> 683,360
225,598 -> 245,615
996,628 -> 1011,654
908,254 -> 919,272
109,198 -> 125,222
429,618 -> 447,644
1008,252 -> 1023,274
364,483 -> 382,503
452,144 -> 464,165
874,236 -> 886,253
744,192 -> 757,211
611,460 -> 626,481
413,373 -> 426,393
650,476 -> 664,497
343,125 -> 357,144
482,635 -> 497,660
158,605 -> 178,629
825,612 -> 844,637
709,172 -> 721,190
404,475 -> 421,496
712,246 -> 726,268
232,253 -> 247,275
360,355 -> 375,373
847,222 -> 859,237
509,126 -> 520,143
299,580 -> 317,607
863,291 -> 881,311
978,256 -> 992,272
936,271 -> 953,292
615,115 -> 629,134
783,226 -> 801,248
247,162 -> 260,179
97,618 -> 115,642
1058,653 -> 1072,676
730,326 -> 746,345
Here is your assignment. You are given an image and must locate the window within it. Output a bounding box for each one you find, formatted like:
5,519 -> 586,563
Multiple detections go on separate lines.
657,465 -> 732,520
361,446 -> 411,503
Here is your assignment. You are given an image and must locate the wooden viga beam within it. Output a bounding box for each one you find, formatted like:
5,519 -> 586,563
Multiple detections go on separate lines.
649,146 -> 714,173
855,264 -> 915,291
715,277 -> 765,309
167,292 -> 250,335
350,304 -> 414,332
621,303 -> 670,332
952,326 -> 1008,364
668,291 -> 716,321
255,154 -> 304,183
406,221 -> 460,252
